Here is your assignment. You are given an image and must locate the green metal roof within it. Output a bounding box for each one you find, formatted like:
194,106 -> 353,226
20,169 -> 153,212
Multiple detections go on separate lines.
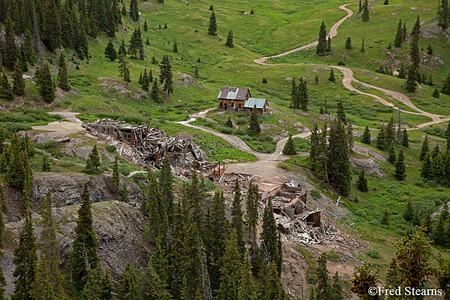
244,98 -> 267,109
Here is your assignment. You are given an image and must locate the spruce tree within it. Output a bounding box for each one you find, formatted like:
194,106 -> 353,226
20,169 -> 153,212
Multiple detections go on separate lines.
442,71 -> 450,95
388,142 -> 396,164
362,0 -> 369,22
83,267 -> 113,300
43,0 -> 62,52
6,135 -> 26,190
4,11 -> 18,70
398,63 -> 406,79
217,230 -> 242,300
29,257 -> 56,300
357,169 -> 368,192
181,223 -> 202,300
381,209 -> 390,225
12,58 -> 25,96
261,262 -> 284,300
0,70 -> 14,101
327,35 -> 331,52
361,125 -> 371,144
376,125 -> 386,150
118,39 -> 127,57
142,68 -> 149,91
410,31 -> 420,69
345,37 -> 352,49
336,99 -> 346,124
225,29 -> 234,47
331,272 -> 344,300
118,55 -> 131,85
58,59 -> 70,91
105,39 -> 117,61
401,129 -> 409,148
361,38 -> 365,52
151,79 -> 160,102
245,181 -> 259,258
404,197 -> 414,221
434,214 -> 446,246
317,21 -> 327,54
208,11 -> 217,35
331,119 -> 351,196
298,77 -> 308,110
406,66 -> 417,93
316,253 -> 330,300
231,178 -> 245,255
147,258 -> 172,299
282,135 -> 296,155
328,68 -> 336,82
261,198 -> 282,275
194,65 -> 199,80
290,78 -> 298,108
433,87 -> 440,98
143,20 -> 148,32
12,209 -> 38,300
173,41 -> 178,53
237,252 -> 258,300
70,184 -> 100,285
39,63 -> 55,103
118,264 -> 138,300
112,157 -> 120,188
411,15 -> 421,36
385,116 -> 395,148
394,148 -> 406,180
421,152 -> 432,180
129,0 -> 139,21
159,55 -> 173,97
248,105 -> 261,135
420,135 -> 429,161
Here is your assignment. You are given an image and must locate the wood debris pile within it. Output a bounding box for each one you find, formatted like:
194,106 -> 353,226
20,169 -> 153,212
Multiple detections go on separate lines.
83,119 -> 208,170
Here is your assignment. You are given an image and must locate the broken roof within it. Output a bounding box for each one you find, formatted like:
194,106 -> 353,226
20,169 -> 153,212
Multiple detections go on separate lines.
218,86 -> 250,100
244,98 -> 267,109
298,209 -> 324,221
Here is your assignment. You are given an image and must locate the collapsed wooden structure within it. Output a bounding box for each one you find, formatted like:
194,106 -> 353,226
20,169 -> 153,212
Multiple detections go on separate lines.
83,119 -> 207,169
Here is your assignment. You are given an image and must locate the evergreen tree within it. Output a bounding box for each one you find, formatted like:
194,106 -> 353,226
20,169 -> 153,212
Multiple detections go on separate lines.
447,122 -> 450,151
43,0 -> 62,52
401,129 -> 409,148
143,20 -> 148,32
420,135 -> 429,161
410,31 -> 420,69
381,209 -> 390,225
12,59 -> 25,96
433,87 -> 440,98
159,156 -> 174,224
118,55 -> 131,85
173,41 -> 178,53
57,58 -> 70,91
357,169 -> 368,192
331,272 -> 344,300
388,142 -> 396,164
122,3 -> 127,16
118,39 -> 127,56
351,262 -> 379,300
0,248 -> 6,299
70,184 -> 100,285
151,79 -> 160,102
282,135 -> 296,155
261,198 -> 282,275
225,29 -> 234,47
129,27 -> 144,59
248,105 -> 261,135
129,0 -> 139,21
384,0 -> 389,4
328,68 -> 336,82
376,125 -> 386,150
39,63 -> 55,103
345,37 -> 352,49
336,99 -> 346,124
439,0 -> 449,29
327,35 -> 331,52
159,55 -> 173,97
231,179 -> 245,255
142,69 -> 149,91
290,78 -> 298,108
181,223 -> 202,300
394,148 -> 406,180
298,77 -> 308,110
208,11 -> 217,35
83,267 -> 113,300
245,181 -> 259,258
6,135 -> 28,190
237,252 -> 258,300
112,157 -> 120,188
147,258 -> 172,299
330,119 -> 351,196
4,12 -> 18,69
217,231 -> 241,300
361,125 -> 371,144
12,209 -> 38,300
105,39 -> 117,61
398,63 -> 406,79
385,116 -> 395,148
317,21 -> 327,54
42,156 -> 51,172
361,38 -> 365,52
404,197 -> 414,221
29,257 -> 56,300
411,15 -> 421,36
316,253 -> 330,300
39,192 -> 66,299
362,0 -> 369,22
0,70 -> 14,101
406,65 -> 417,93
260,262 -> 284,300
442,71 -> 450,95
118,263 -> 138,300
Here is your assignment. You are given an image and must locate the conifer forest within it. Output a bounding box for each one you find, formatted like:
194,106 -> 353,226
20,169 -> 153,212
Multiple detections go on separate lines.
1,0 -> 450,299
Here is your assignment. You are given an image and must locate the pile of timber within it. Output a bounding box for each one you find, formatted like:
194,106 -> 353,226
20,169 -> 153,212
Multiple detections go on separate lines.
83,119 -> 207,169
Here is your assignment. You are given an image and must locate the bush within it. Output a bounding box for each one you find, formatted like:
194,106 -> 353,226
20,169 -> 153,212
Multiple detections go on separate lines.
43,140 -> 58,148
306,274 -> 318,284
105,144 -> 117,153
397,229 -> 406,236
293,137 -> 311,152
327,251 -> 341,262
234,129 -> 246,136
367,249 -> 381,259
219,127 -> 233,134
236,117 -> 247,125
355,210 -> 366,218
242,135 -> 252,141
118,164 -> 131,176
310,189 -> 321,200
370,219 -> 380,226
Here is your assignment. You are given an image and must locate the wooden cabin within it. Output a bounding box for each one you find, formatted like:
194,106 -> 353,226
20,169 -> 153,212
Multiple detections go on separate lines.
243,98 -> 268,115
218,86 -> 251,111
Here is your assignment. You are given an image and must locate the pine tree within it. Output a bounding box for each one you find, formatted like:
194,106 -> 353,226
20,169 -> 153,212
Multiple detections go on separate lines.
4,11 -> 18,69
105,39 -> 117,61
12,209 -> 38,300
118,55 -> 131,85
357,169 -> 368,192
376,125 -> 386,150
159,55 -> 173,97
70,184 -> 100,285
83,267 -> 113,300
411,15 -> 421,36
194,65 -> 199,80
0,70 -> 14,101
261,262 -> 284,300
143,20 -> 148,32
298,77 -> 308,110
404,197 -> 414,222
442,71 -> 450,95
173,41 -> 178,53
381,209 -> 390,225
248,105 -> 261,135
398,63 -> 406,79
316,21 -> 327,54
290,78 -> 298,108
118,264 -> 138,299
388,142 -> 396,164
39,192 -> 66,299
345,37 -> 352,49
43,0 -> 62,52
434,213 -> 446,246
361,125 -> 371,144
142,68 -> 149,91
433,87 -> 440,98
151,79 -> 160,102
6,135 -> 27,190
39,63 -> 55,103
237,252 -> 258,300
327,35 -> 331,52
225,29 -> 234,47
385,116 -> 395,148
336,99 -> 346,124
361,38 -> 365,52
282,135 -> 296,155
231,178 -> 245,255
112,157 -> 120,188
351,262 -> 379,299
118,39 -> 127,56
384,0 -> 389,4
316,253 -> 330,300
29,257 -> 56,300
12,58 -> 25,95
147,258 -> 172,299
181,223 -> 202,300
439,0 -> 449,29
406,65 -> 417,93
362,0 -> 369,22
394,148 -> 406,180
42,156 -> 51,172
122,3 -> 127,16
331,272 -> 344,300
208,11 -> 217,35
245,181 -> 259,258
217,230 -> 241,300
420,135 -> 429,161
57,58 -> 70,91
330,119 -> 352,196
129,0 -> 139,21
328,68 -> 336,82
401,129 -> 409,148
261,198 -> 282,275
410,31 -> 420,69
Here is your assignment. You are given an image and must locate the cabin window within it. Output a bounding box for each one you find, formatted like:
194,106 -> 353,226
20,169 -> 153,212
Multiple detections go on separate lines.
231,102 -> 234,108
219,102 -> 223,108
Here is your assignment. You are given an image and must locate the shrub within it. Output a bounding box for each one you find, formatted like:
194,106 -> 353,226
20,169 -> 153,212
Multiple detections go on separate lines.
118,164 -> 131,176
43,140 -> 58,148
367,249 -> 381,259
310,189 -> 321,200
236,117 -> 247,125
105,144 -> 117,153
234,129 -> 246,136
355,210 -> 366,218
242,135 -> 252,141
307,274 -> 318,284
293,137 -> 311,152
219,127 -> 233,134
327,251 -> 341,262
262,78 -> 268,83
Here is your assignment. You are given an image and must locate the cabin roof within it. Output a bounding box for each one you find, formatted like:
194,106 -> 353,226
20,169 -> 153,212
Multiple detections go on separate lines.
244,98 -> 267,109
218,87 -> 250,100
